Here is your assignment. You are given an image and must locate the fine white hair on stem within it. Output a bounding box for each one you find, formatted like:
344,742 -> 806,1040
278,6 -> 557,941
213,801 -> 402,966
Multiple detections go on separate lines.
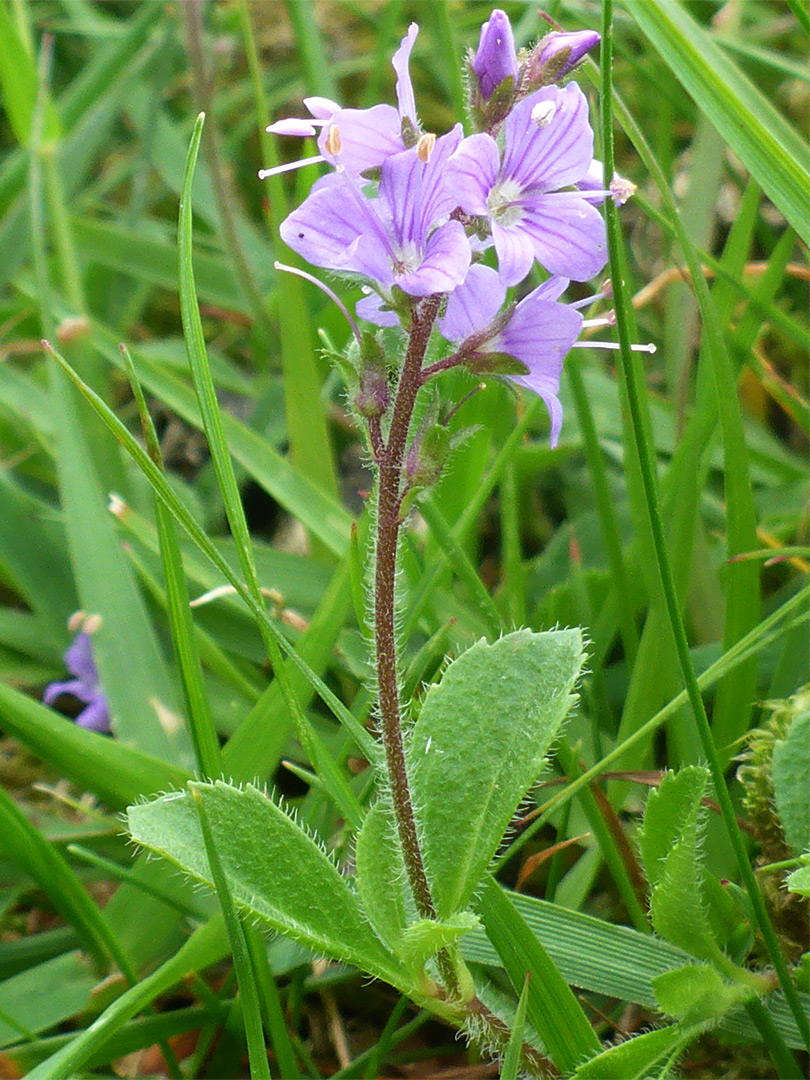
274,261 -> 362,345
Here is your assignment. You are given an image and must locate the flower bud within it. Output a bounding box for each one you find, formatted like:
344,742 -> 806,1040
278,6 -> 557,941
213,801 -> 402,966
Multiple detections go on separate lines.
353,332 -> 390,419
524,29 -> 600,89
471,10 -> 519,101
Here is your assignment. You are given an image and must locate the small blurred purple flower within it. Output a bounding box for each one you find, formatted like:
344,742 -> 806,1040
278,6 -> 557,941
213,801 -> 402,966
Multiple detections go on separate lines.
471,9 -> 519,100
438,264 -> 583,446
279,127 -> 470,312
527,30 -> 601,85
262,24 -> 419,179
43,633 -> 110,733
448,83 -> 607,285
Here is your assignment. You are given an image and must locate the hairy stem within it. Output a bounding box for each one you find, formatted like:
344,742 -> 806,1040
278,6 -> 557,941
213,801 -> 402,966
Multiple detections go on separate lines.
373,296 -> 441,922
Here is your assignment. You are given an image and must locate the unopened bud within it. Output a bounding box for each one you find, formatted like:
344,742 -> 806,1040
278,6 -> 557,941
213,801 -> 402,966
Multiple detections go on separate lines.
524,29 -> 600,89
471,9 -> 518,101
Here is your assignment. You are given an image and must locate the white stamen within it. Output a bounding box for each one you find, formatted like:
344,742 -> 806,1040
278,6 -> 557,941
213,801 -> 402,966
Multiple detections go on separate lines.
571,290 -> 609,310
258,154 -> 325,179
531,100 -> 557,128
582,315 -> 615,328
274,261 -> 362,344
576,340 -> 657,354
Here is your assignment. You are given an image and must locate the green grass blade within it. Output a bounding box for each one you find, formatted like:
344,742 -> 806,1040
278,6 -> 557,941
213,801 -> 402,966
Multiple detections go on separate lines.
123,345 -> 222,779
178,114 -> 362,826
474,876 -> 601,1073
625,0 -> 809,244
191,786 -> 270,1079
602,4 -> 808,1047
44,341 -> 371,817
26,917 -> 229,1080
500,972 -> 530,1080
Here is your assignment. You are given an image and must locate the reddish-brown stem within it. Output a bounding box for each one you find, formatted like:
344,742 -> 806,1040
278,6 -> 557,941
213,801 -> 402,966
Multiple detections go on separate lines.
373,296 -> 441,922
419,350 -> 464,383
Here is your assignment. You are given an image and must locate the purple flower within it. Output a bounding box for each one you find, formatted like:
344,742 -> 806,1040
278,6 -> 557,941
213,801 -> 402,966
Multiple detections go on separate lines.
263,25 -> 419,179
448,83 -> 607,286
526,30 -> 601,86
438,265 -> 583,446
279,127 -> 470,311
471,10 -> 519,100
43,633 -> 111,733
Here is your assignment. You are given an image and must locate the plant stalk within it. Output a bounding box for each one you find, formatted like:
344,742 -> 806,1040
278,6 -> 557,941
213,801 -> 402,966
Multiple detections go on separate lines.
373,297 -> 442,923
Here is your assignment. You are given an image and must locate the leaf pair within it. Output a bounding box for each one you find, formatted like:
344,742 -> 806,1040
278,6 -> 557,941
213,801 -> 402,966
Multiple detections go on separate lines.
128,629 -> 584,1003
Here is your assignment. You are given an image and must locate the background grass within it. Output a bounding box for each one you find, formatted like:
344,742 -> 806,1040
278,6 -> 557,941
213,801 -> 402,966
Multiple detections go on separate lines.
0,1 -> 807,1077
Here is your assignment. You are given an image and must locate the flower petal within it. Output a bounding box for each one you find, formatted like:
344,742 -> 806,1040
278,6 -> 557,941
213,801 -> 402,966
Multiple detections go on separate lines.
519,193 -> 607,281
438,264 -> 505,343
379,126 -> 463,247
392,23 -> 419,125
43,678 -> 89,707
356,292 -> 400,327
447,134 -> 500,216
503,83 -> 593,193
497,294 -> 583,447
471,10 -> 519,100
65,632 -> 99,684
317,104 -> 403,174
279,175 -> 393,286
304,96 -> 341,120
491,220 -> 536,287
267,118 -> 319,137
396,219 -> 471,297
76,696 -> 112,733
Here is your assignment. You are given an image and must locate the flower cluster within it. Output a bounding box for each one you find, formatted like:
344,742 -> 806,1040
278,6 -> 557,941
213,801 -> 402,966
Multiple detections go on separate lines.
264,11 -> 646,447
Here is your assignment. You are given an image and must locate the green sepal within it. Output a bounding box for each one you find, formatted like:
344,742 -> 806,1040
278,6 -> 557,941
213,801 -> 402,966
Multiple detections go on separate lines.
465,350 -> 530,377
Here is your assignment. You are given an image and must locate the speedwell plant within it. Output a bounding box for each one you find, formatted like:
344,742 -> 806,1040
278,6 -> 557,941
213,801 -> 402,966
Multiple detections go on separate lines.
126,13 -> 640,1072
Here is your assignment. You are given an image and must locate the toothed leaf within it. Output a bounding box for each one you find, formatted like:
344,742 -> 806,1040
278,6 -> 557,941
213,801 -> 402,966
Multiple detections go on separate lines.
407,628 -> 584,918
638,767 -> 727,965
772,705 -> 810,857
127,782 -> 403,983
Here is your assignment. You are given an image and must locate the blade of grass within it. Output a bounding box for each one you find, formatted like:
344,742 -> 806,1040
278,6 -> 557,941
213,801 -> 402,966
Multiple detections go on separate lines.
474,876 -> 601,1073
500,973 -> 530,1080
41,341 -> 377,773
601,2 -> 808,1049
419,495 -> 502,636
626,0 -> 809,244
178,114 -> 362,827
0,680 -> 190,809
244,927 -> 301,1080
240,0 -> 340,559
123,344 -> 222,779
191,786 -> 270,1079
26,916 -> 229,1080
